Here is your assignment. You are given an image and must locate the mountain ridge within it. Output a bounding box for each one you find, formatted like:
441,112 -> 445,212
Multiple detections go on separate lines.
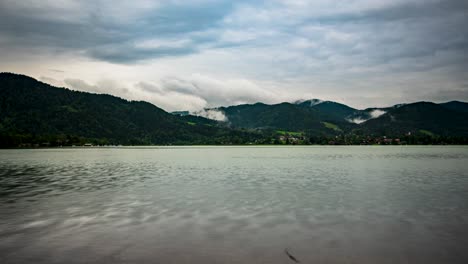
0,72 -> 264,146
1,72 -> 468,146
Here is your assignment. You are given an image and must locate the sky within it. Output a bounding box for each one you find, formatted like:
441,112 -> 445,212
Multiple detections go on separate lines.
0,0 -> 467,112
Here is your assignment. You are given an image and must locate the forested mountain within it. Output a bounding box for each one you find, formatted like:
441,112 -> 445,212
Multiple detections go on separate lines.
0,73 -> 263,146
219,103 -> 325,131
216,101 -> 354,135
214,100 -> 468,138
1,72 -> 467,146
357,102 -> 468,137
295,99 -> 358,122
439,101 -> 468,113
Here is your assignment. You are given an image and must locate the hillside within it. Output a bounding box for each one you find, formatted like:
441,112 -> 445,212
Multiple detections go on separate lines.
217,101 -> 355,134
358,102 -> 468,137
439,101 -> 468,113
1,72 -> 467,146
0,73 -> 263,146
211,100 -> 468,139
295,99 -> 358,122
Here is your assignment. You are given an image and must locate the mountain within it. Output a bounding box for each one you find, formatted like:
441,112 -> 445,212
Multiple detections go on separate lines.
345,107 -> 391,124
218,102 -> 352,134
439,101 -> 468,113
213,99 -> 468,138
213,99 -> 368,134
295,99 -> 359,123
358,102 -> 468,136
1,72 -> 467,147
0,73 -> 263,146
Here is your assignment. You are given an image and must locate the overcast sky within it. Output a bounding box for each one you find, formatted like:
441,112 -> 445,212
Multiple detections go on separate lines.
1,0 -> 467,111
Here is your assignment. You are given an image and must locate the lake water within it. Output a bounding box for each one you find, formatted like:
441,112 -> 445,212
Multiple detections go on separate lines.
1,146 -> 468,263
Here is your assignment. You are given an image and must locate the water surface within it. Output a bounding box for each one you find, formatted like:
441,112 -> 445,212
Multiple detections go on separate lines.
1,146 -> 468,263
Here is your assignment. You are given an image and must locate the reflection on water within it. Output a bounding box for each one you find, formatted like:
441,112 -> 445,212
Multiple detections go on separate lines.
1,146 -> 468,263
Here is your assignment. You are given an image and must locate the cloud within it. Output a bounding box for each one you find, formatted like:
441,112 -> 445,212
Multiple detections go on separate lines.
135,81 -> 209,111
369,109 -> 386,118
2,0 -> 465,67
0,0 -> 467,109
48,69 -> 65,73
64,78 -> 130,97
164,74 -> 282,107
347,110 -> 387,124
347,117 -> 367,124
39,76 -> 64,87
85,42 -> 198,63
0,0 -> 237,63
424,89 -> 468,103
192,109 -> 228,121
59,74 -> 282,112
64,79 -> 101,93
136,73 -> 286,109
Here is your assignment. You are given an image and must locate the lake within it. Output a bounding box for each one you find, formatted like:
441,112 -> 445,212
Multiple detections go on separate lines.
1,146 -> 468,263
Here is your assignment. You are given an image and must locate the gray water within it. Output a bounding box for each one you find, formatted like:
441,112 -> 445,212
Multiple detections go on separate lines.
1,146 -> 468,264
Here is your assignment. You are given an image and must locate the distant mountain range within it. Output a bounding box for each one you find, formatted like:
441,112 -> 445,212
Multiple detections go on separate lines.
1,72 -> 467,146
201,98 -> 468,137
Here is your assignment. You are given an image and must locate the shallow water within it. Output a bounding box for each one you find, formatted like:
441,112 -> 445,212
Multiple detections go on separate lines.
1,146 -> 468,263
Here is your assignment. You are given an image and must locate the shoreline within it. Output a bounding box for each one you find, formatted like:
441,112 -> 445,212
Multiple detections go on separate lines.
2,144 -> 468,150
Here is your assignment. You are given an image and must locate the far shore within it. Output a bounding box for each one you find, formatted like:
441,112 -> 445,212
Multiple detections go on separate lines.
2,144 -> 468,150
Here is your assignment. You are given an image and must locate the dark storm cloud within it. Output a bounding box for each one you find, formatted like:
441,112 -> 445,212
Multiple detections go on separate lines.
307,0 -> 468,24
0,1 -> 238,63
0,0 -> 467,109
85,43 -> 198,63
0,0 -> 466,67
292,0 -> 468,70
